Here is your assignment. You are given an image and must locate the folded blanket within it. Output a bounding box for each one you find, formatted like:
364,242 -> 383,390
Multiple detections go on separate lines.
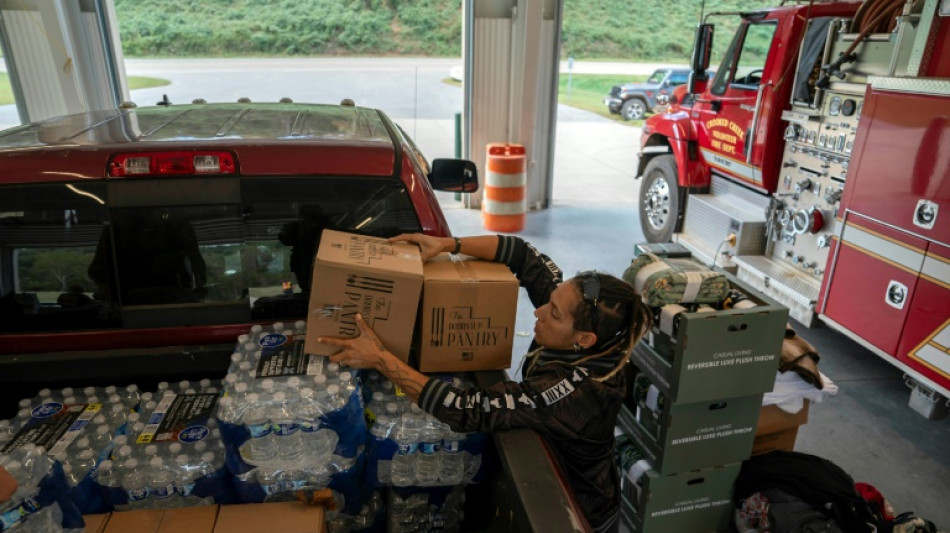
622,253 -> 730,307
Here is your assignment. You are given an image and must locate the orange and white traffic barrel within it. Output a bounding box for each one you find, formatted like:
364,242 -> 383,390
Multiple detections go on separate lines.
483,143 -> 527,232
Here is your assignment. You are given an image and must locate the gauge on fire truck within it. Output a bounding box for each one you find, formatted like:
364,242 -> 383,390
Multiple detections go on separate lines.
828,96 -> 842,116
841,99 -> 856,117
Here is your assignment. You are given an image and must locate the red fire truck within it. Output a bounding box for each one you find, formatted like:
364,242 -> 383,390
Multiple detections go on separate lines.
637,0 -> 950,415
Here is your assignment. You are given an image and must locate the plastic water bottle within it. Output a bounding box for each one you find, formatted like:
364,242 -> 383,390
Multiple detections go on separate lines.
391,411 -> 422,486
122,458 -> 150,508
243,394 -> 275,463
440,428 -> 465,485
325,384 -> 346,412
416,415 -> 442,485
70,449 -> 97,486
90,423 -> 113,452
370,413 -> 392,485
271,392 -> 302,465
149,457 -> 177,509
96,459 -> 127,510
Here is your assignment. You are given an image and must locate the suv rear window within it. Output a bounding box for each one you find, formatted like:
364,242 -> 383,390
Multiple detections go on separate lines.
0,176 -> 422,334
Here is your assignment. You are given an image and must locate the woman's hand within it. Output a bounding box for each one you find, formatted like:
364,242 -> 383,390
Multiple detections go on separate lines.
0,466 -> 16,502
389,233 -> 452,261
318,313 -> 389,370
318,313 -> 431,402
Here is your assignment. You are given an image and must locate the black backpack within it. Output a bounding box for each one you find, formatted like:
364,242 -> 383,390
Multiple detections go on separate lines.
735,451 -> 880,533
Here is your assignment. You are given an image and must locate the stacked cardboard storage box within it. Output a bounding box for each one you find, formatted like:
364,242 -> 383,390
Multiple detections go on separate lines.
617,250 -> 789,532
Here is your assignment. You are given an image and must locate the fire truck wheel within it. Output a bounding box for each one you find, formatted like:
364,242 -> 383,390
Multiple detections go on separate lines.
639,154 -> 681,243
621,99 -> 646,121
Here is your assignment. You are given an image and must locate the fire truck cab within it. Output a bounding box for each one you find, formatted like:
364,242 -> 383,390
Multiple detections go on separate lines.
637,0 -> 950,416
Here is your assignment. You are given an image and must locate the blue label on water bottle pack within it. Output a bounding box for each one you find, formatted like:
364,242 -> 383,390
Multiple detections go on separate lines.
259,333 -> 288,347
30,402 -> 63,418
249,423 -> 272,438
420,442 -> 441,455
442,440 -> 461,453
273,422 -> 298,437
177,482 -> 196,497
127,487 -> 149,502
262,478 -> 305,496
179,424 -> 209,443
396,442 -> 418,455
0,497 -> 41,531
152,484 -> 175,500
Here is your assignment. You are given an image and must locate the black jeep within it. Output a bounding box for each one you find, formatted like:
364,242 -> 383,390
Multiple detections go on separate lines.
604,67 -> 692,120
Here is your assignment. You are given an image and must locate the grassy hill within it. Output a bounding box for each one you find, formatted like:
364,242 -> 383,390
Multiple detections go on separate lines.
115,0 -> 776,62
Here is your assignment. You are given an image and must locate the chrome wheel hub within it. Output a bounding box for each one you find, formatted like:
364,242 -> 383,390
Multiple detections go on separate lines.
644,177 -> 670,230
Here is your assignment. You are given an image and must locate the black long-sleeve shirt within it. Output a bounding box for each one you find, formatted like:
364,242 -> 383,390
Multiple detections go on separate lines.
417,236 -> 626,532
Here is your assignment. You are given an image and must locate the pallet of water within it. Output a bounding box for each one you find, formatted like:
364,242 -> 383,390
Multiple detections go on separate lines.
216,322 -> 367,513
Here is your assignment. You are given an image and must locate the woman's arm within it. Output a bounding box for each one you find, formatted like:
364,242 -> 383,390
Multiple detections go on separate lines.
318,313 -> 430,403
389,234 -> 499,262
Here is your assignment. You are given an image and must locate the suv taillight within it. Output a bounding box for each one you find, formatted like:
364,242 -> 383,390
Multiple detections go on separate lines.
109,151 -> 236,177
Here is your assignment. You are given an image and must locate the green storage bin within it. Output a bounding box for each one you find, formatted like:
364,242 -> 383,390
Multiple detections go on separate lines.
620,462 -> 740,532
633,272 -> 788,404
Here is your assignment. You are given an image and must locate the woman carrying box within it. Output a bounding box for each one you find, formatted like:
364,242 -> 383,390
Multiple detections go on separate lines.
318,234 -> 651,533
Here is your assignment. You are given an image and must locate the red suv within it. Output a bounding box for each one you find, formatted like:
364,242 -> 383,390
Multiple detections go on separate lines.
0,102 -> 476,401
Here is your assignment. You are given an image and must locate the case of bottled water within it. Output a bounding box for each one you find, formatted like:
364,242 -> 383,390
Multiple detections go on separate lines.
362,372 -> 487,489
386,485 -> 465,533
1,384 -> 140,514
216,322 -> 367,513
0,444 -> 84,532
106,379 -> 236,511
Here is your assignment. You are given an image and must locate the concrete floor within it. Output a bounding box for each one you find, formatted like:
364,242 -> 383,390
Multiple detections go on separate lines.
439,111 -> 950,530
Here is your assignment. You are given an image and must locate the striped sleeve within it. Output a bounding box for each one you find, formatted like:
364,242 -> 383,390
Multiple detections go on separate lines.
494,235 -> 561,309
419,378 -> 452,415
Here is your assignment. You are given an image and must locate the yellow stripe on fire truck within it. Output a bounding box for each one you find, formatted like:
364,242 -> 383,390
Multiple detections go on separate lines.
840,221 -> 926,275
699,148 -> 763,185
909,317 -> 950,380
920,251 -> 950,291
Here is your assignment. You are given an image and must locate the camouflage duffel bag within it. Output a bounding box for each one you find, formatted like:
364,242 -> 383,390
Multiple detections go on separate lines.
622,253 -> 730,307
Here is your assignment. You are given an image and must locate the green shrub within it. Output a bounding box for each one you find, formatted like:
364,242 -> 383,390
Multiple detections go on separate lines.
114,0 -> 775,60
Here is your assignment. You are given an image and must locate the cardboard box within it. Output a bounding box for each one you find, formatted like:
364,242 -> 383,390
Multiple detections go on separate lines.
82,513 -> 111,533
213,502 -> 325,533
104,506 -> 219,533
416,255 -> 518,372
619,394 -> 761,474
751,401 -> 809,455
633,272 -> 789,404
97,504 -> 323,533
304,230 -> 423,361
620,462 -> 740,532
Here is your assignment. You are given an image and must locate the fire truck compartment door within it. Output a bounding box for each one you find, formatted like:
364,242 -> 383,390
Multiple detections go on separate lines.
823,213 -> 927,356
897,241 -> 950,390
843,87 -> 950,242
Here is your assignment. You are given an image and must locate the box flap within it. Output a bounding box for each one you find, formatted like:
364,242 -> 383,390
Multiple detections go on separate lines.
424,255 -> 517,283
158,506 -> 220,533
104,510 -> 163,533
755,400 -> 810,435
213,502 -> 325,533
316,229 -> 422,277
82,514 -> 111,533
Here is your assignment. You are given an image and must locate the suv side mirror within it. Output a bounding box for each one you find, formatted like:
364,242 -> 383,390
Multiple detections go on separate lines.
689,23 -> 714,93
428,159 -> 479,193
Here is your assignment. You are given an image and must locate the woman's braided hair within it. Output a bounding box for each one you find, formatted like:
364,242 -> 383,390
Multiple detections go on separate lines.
569,270 -> 652,381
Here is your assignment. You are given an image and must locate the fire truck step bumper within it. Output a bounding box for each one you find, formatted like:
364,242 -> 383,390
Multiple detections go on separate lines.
732,255 -> 819,326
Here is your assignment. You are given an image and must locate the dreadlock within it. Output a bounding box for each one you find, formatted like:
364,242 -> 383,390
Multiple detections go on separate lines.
569,270 -> 652,381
